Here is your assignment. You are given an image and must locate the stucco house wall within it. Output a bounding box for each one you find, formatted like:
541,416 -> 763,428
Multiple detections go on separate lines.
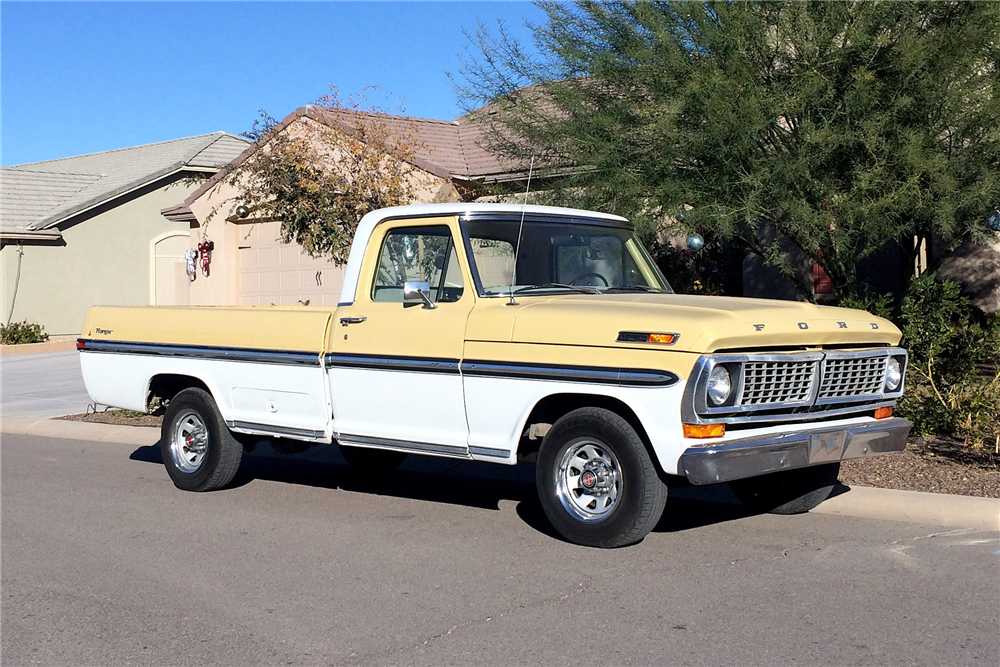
1,176 -> 201,335
183,114 -> 459,308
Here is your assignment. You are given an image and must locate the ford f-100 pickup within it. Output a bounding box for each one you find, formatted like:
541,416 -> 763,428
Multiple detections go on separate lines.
79,203 -> 909,547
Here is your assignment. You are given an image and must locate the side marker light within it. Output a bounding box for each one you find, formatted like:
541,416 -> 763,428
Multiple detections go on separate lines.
683,423 -> 725,439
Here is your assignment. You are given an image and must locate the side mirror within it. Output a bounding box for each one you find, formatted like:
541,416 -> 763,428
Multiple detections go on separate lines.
402,281 -> 437,309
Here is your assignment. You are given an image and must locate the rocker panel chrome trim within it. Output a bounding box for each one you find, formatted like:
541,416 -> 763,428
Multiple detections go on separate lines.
469,445 -> 512,459
336,433 -> 471,459
228,420 -> 328,441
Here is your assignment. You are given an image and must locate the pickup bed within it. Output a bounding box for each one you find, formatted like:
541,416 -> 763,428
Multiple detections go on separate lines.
80,203 -> 910,547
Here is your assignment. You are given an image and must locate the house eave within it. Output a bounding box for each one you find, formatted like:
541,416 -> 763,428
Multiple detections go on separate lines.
28,165 -> 216,231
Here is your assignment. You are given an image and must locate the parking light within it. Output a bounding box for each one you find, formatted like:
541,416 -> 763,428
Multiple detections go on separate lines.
683,423 -> 725,438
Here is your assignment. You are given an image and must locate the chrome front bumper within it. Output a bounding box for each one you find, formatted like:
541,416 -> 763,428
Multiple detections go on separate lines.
678,417 -> 911,485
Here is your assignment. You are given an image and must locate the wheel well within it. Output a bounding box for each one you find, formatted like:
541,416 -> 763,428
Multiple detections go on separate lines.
147,374 -> 210,413
517,393 -> 653,461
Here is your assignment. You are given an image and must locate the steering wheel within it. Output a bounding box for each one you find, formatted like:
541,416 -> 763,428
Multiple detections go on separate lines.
570,272 -> 609,287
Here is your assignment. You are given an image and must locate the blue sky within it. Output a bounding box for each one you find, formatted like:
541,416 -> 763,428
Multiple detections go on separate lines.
1,1 -> 544,166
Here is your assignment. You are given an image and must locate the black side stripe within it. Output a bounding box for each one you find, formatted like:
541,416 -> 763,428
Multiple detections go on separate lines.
326,353 -> 461,374
80,340 -> 679,387
77,339 -> 321,366
460,359 -> 679,387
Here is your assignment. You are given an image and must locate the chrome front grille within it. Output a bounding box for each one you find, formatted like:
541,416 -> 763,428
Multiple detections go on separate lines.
740,360 -> 816,406
687,347 -> 907,425
819,356 -> 887,400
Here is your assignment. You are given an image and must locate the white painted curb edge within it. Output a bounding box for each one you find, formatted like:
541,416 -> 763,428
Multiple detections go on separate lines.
813,485 -> 1000,532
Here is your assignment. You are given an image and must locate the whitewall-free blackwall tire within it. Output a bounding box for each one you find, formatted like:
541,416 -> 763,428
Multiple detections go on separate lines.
160,388 -> 243,492
536,407 -> 667,548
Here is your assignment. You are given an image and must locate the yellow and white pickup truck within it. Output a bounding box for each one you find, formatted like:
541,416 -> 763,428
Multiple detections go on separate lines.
79,203 -> 909,547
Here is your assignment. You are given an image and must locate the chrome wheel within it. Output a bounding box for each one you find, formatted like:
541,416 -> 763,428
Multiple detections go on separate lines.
170,409 -> 209,473
555,438 -> 622,522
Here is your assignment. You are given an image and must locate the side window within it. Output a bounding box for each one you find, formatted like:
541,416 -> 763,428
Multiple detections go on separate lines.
372,225 -> 465,303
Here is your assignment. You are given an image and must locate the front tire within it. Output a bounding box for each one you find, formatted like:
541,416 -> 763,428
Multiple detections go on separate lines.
728,462 -> 840,515
536,408 -> 667,548
161,388 -> 243,492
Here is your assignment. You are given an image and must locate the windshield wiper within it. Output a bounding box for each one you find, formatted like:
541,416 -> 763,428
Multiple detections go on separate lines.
512,283 -> 601,295
603,285 -> 668,293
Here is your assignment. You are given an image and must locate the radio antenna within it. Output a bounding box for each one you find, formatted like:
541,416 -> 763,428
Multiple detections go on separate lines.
507,156 -> 535,306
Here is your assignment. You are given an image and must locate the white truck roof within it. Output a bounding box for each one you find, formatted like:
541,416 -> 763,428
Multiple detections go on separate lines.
338,203 -> 631,305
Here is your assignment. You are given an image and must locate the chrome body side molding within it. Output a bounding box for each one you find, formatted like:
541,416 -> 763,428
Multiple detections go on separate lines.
78,339 -> 321,367
325,353 -> 460,375
460,359 -> 679,388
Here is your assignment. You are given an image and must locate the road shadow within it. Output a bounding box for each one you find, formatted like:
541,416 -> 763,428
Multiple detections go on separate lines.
130,440 -> 753,540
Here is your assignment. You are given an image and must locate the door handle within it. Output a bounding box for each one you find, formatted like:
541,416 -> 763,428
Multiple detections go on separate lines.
340,316 -> 367,326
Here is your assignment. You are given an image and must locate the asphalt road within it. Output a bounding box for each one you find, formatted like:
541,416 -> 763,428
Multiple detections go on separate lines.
0,350 -> 94,418
3,434 -> 998,667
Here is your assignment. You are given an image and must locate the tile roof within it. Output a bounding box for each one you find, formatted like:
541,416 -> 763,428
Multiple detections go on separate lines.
179,106 -> 526,211
308,107 -> 521,181
0,132 -> 249,232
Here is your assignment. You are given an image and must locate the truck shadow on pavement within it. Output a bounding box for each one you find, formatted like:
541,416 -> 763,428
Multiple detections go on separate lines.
130,440 -> 754,542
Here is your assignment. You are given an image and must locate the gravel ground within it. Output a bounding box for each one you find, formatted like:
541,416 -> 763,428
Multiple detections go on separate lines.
56,412 -> 1000,498
57,409 -> 163,428
839,435 -> 1000,498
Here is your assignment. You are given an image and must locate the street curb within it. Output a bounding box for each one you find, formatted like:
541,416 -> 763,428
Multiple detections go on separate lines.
2,417 -> 997,532
813,485 -> 1000,532
0,416 -> 159,446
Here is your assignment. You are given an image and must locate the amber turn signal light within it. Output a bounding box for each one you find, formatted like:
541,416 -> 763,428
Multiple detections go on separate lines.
683,423 -> 725,438
646,333 -> 677,344
874,406 -> 893,420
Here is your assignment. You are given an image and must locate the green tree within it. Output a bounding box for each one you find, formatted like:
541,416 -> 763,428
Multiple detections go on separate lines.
213,89 -> 431,265
456,1 -> 1000,300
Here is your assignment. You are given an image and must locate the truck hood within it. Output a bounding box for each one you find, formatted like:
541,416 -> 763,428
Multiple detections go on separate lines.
472,293 -> 901,353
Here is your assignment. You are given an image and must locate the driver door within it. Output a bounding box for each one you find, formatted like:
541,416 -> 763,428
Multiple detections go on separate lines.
328,218 -> 473,455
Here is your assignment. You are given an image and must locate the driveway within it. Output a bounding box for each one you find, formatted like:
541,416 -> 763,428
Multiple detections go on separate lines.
0,350 -> 94,418
3,433 -> 998,666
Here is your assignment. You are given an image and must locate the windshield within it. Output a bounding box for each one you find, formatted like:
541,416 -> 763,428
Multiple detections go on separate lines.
463,217 -> 673,296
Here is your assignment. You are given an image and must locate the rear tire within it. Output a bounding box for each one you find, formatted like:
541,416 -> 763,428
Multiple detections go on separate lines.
339,445 -> 408,474
536,407 -> 667,548
728,462 -> 840,515
161,388 -> 243,492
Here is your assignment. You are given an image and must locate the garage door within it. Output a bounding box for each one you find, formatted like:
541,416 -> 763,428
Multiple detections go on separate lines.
238,222 -> 345,307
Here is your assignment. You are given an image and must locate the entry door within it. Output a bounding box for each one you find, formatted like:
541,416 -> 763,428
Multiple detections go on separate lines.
153,233 -> 191,305
328,220 -> 473,454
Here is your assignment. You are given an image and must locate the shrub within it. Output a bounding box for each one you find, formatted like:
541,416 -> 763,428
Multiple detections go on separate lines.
0,320 -> 49,345
847,275 -> 1000,448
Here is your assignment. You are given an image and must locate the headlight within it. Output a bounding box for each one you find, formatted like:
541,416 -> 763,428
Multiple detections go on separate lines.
886,357 -> 903,392
707,365 -> 732,406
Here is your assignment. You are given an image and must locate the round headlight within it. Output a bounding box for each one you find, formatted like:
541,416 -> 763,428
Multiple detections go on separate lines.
707,365 -> 732,406
886,357 -> 903,392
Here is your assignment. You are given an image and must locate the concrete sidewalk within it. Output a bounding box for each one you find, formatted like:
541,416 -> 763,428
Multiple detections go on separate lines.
3,416 -> 997,533
0,349 -> 96,418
